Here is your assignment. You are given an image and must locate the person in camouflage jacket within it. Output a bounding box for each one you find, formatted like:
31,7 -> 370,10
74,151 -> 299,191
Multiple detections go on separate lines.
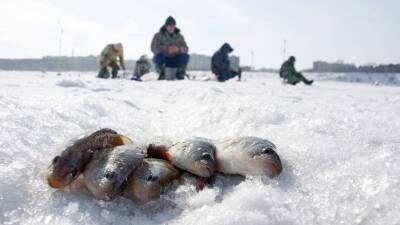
151,16 -> 189,80
279,56 -> 313,85
131,55 -> 151,81
98,43 -> 126,79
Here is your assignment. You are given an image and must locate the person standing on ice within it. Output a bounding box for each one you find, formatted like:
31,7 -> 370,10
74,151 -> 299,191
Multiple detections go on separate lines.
151,16 -> 189,80
279,56 -> 313,85
211,43 -> 242,82
98,43 -> 126,79
131,55 -> 151,81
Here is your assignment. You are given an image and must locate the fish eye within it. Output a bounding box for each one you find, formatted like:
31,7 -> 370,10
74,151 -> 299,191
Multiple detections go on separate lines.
147,175 -> 159,182
71,168 -> 78,177
201,153 -> 212,161
262,148 -> 274,155
105,171 -> 115,179
52,156 -> 60,164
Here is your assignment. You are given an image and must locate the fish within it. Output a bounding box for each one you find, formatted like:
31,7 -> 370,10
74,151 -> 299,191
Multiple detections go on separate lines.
83,144 -> 145,201
146,138 -> 217,177
215,137 -> 282,177
125,158 -> 181,204
47,128 -> 132,189
179,172 -> 209,191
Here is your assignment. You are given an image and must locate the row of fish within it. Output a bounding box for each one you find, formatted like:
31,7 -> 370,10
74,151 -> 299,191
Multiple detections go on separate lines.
47,128 -> 283,203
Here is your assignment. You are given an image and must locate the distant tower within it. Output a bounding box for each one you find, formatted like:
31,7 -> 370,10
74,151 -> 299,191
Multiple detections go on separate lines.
283,39 -> 287,61
57,20 -> 64,76
250,50 -> 254,70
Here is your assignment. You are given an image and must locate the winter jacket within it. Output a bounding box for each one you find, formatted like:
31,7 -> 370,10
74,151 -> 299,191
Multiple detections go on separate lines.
100,43 -> 125,70
151,26 -> 189,57
211,43 -> 234,75
279,60 -> 296,78
134,56 -> 151,77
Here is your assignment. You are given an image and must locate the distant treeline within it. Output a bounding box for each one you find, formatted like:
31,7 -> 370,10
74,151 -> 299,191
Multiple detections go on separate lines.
310,61 -> 400,73
0,56 -> 134,72
0,54 -> 240,72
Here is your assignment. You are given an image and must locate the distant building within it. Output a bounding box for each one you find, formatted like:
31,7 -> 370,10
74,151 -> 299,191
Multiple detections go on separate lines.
0,54 -> 240,72
312,61 -> 400,73
257,68 -> 279,73
312,61 -> 357,72
0,56 -> 128,71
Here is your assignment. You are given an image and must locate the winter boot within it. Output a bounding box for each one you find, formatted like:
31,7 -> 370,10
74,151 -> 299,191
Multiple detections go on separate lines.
176,64 -> 188,80
98,68 -> 110,79
304,79 -> 314,85
298,73 -> 313,85
156,64 -> 166,80
111,68 -> 119,79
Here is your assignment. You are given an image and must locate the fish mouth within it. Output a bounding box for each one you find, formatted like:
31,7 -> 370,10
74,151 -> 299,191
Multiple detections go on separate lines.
195,162 -> 215,177
47,173 -> 73,189
130,181 -> 160,204
95,181 -> 117,201
264,160 -> 282,178
253,153 -> 282,178
86,181 -> 114,201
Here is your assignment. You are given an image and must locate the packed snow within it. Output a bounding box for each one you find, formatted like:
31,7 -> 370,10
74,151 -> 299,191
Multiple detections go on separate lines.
0,71 -> 399,225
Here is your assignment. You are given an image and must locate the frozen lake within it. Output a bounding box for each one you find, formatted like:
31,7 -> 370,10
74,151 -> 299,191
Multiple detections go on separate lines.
0,71 -> 399,225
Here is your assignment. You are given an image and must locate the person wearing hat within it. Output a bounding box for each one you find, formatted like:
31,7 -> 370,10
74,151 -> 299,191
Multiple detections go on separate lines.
131,55 -> 151,81
151,16 -> 189,80
279,56 -> 313,85
98,43 -> 126,79
211,43 -> 242,82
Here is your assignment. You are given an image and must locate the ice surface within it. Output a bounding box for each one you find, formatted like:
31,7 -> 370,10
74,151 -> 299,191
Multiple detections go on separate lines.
0,71 -> 399,225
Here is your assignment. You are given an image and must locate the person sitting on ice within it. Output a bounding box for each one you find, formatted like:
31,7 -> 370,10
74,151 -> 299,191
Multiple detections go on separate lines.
279,56 -> 313,85
151,16 -> 189,80
98,43 -> 126,79
211,43 -> 242,82
131,55 -> 151,81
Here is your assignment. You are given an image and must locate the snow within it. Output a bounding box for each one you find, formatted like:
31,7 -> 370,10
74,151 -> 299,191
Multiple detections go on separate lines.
0,70 -> 399,225
56,79 -> 86,88
306,72 -> 400,86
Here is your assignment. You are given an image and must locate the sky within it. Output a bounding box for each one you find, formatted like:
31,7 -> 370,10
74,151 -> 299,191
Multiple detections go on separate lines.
0,0 -> 399,69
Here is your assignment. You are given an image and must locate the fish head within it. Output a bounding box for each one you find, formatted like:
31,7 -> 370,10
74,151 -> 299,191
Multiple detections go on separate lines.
94,170 -> 122,201
47,150 -> 87,189
126,162 -> 162,204
247,140 -> 282,177
173,139 -> 216,177
83,155 -> 117,201
85,145 -> 144,201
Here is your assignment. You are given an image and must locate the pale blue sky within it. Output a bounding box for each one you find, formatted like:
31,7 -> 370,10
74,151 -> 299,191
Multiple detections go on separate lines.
0,0 -> 399,69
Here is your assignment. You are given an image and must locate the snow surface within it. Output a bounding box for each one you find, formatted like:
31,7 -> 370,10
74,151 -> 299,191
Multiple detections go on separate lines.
0,71 -> 399,225
306,72 -> 400,86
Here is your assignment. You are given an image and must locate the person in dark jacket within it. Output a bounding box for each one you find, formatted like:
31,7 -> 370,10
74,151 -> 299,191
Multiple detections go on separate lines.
279,56 -> 313,85
211,43 -> 241,82
151,16 -> 189,80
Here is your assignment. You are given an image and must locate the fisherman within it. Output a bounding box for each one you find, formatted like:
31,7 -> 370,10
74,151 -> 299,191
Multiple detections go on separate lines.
131,55 -> 151,81
279,56 -> 313,85
98,43 -> 126,79
211,43 -> 241,82
151,16 -> 189,80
